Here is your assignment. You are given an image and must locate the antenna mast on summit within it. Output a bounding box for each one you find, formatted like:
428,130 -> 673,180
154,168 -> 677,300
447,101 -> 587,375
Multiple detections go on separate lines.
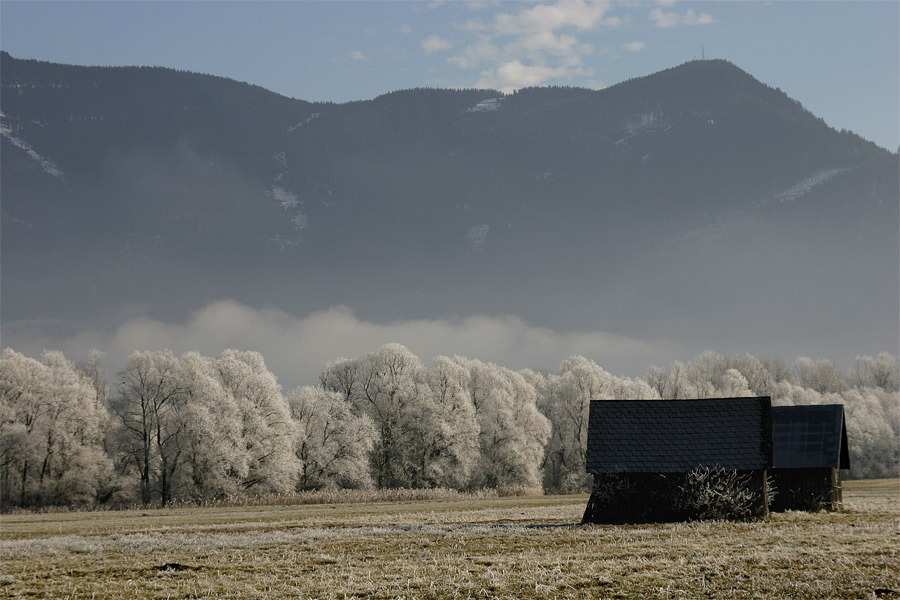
701,44 -> 705,60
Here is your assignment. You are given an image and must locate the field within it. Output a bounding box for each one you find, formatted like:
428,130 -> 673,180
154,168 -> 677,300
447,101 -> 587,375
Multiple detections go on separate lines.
0,480 -> 897,599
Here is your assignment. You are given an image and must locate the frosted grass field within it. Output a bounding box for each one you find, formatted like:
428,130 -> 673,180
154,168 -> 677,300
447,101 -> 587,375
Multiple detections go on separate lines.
0,480 -> 897,599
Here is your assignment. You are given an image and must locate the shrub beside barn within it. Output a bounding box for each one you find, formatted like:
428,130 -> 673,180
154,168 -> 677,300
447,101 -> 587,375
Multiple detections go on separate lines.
582,397 -> 773,524
770,404 -> 850,512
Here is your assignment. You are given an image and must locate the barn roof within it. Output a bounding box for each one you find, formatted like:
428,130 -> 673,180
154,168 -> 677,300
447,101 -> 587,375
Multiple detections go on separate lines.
585,397 -> 772,473
771,404 -> 850,469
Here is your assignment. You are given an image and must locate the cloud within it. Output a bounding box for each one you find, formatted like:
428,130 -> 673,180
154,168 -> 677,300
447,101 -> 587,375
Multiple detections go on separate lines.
400,24 -> 412,34
649,7 -> 714,27
520,31 -> 579,52
1,300 -> 687,391
448,38 -> 501,69
476,60 -> 569,91
445,0 -> 619,90
624,41 -> 645,52
348,50 -> 369,62
494,0 -> 614,35
421,35 -> 454,53
648,8 -> 679,27
458,18 -> 489,33
683,9 -> 714,25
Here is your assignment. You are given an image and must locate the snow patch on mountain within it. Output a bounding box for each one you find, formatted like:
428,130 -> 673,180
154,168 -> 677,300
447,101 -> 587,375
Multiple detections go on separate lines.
615,110 -> 672,146
265,234 -> 300,252
466,224 -> 490,253
287,113 -> 321,132
0,112 -> 66,180
673,214 -> 758,245
774,167 -> 850,202
291,213 -> 309,231
465,98 -> 504,113
269,185 -> 299,210
265,154 -> 309,245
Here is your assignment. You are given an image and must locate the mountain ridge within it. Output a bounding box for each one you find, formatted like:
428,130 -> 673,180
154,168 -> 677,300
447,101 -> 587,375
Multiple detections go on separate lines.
1,52 -> 897,365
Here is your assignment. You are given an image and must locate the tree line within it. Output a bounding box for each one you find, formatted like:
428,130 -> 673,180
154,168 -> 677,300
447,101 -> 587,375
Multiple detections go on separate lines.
1,345 -> 897,509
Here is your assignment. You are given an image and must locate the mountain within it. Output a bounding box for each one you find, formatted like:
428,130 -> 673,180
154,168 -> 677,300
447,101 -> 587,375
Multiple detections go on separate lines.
2,52 -> 897,363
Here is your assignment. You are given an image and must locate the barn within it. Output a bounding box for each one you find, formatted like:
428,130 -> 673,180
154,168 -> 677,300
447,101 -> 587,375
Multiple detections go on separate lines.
770,404 -> 850,511
582,397 -> 773,524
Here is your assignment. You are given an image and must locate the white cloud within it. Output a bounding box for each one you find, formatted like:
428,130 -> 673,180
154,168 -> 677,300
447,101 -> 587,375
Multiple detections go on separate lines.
1,300 -> 687,391
477,60 -> 570,92
421,35 -> 454,53
445,0 -> 618,90
649,7 -> 714,27
520,31 -> 579,52
400,24 -> 412,34
624,41 -> 645,53
649,7 -> 680,27
603,15 -> 623,27
448,38 -> 501,69
495,0 -> 614,35
348,50 -> 369,62
683,8 -> 714,25
458,18 -> 488,33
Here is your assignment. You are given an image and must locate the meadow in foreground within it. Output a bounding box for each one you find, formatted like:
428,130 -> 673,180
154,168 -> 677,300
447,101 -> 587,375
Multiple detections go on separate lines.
0,480 -> 897,599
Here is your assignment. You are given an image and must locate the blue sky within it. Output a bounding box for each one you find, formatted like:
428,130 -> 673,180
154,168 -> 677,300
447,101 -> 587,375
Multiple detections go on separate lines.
2,0 -> 898,151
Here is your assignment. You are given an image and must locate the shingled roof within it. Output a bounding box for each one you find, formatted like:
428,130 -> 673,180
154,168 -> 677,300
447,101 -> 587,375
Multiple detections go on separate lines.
585,397 -> 772,473
772,405 -> 850,469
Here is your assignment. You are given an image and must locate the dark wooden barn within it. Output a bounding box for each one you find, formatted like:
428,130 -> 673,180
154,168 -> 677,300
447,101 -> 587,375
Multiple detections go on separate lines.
770,404 -> 850,511
582,397 -> 773,524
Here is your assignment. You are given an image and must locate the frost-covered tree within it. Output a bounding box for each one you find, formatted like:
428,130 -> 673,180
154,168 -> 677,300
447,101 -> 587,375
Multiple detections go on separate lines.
111,350 -> 185,505
320,357 -> 362,403
456,357 -> 551,489
0,349 -> 113,508
646,361 -> 698,399
840,387 -> 898,478
793,357 -> 845,394
852,353 -> 899,392
648,353 -> 780,400
320,348 -> 486,490
539,356 -> 658,491
77,349 -> 110,425
351,344 -> 428,488
176,352 -> 247,500
421,356 -> 480,489
214,350 -> 298,495
288,386 -> 375,490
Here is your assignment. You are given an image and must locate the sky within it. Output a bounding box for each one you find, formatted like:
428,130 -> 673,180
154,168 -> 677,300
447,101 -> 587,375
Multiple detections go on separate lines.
1,0 -> 898,387
1,0 -> 898,152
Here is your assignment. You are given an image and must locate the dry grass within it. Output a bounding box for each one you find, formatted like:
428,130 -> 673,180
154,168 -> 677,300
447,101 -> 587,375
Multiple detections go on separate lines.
0,479 -> 897,599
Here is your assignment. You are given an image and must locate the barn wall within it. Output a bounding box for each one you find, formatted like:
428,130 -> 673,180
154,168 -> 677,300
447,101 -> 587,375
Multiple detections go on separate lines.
582,470 -> 769,524
770,467 -> 842,511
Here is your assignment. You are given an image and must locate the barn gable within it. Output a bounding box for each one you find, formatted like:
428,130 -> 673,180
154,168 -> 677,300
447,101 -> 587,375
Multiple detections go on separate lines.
770,404 -> 850,511
772,405 -> 849,470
